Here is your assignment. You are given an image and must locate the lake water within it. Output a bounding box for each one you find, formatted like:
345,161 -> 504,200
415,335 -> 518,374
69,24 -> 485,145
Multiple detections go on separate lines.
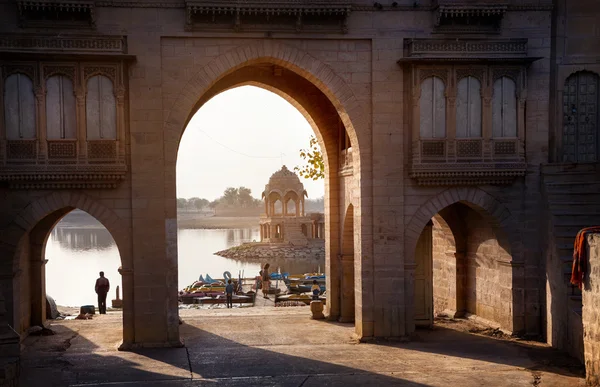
45,211 -> 324,307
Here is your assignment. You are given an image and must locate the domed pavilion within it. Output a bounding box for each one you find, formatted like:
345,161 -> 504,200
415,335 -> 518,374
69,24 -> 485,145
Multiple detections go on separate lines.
260,166 -> 324,246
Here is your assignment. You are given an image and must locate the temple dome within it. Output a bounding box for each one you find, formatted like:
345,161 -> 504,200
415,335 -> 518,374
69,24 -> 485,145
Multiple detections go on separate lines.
268,165 -> 300,185
263,165 -> 306,198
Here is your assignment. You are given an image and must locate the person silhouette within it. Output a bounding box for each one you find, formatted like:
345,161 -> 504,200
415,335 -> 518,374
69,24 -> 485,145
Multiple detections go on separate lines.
95,271 -> 110,314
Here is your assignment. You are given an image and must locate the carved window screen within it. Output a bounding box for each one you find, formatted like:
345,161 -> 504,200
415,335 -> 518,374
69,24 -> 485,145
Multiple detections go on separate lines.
562,71 -> 599,163
86,75 -> 116,140
4,73 -> 36,139
420,77 -> 446,138
492,77 -> 517,138
456,76 -> 482,138
46,75 -> 77,139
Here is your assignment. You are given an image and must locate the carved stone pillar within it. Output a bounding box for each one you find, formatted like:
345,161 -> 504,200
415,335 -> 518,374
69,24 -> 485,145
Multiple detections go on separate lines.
29,256 -> 48,328
34,85 -> 46,163
517,92 -> 527,159
482,95 -> 493,161
411,86 -> 421,165
76,89 -> 87,163
264,199 -> 268,216
446,92 -> 457,162
116,85 -> 126,163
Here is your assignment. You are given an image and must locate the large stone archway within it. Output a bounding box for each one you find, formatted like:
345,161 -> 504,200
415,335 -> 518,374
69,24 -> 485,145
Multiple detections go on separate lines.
404,187 -> 525,335
161,40 -> 372,339
0,191 -> 134,347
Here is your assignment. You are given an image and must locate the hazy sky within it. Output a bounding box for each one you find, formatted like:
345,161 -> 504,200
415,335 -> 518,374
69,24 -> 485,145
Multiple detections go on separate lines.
176,86 -> 325,201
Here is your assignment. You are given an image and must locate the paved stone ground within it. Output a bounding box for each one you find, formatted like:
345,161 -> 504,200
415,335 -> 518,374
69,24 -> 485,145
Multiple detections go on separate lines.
19,306 -> 585,386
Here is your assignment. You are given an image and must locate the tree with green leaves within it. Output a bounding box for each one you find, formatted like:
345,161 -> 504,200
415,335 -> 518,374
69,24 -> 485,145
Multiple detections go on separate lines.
295,135 -> 324,180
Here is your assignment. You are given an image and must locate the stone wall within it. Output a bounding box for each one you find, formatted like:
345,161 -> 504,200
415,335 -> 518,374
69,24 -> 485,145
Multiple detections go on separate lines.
584,233 -> 600,386
432,217 -> 455,316
463,208 -> 513,331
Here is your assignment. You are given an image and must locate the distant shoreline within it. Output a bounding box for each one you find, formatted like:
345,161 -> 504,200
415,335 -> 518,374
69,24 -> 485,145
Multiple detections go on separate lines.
177,215 -> 259,230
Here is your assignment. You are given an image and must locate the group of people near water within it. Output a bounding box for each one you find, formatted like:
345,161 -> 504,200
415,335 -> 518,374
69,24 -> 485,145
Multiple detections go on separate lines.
259,263 -> 321,300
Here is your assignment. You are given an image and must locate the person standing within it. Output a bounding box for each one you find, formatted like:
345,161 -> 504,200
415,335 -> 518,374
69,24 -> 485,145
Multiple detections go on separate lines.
261,263 -> 271,299
225,279 -> 234,308
95,271 -> 110,314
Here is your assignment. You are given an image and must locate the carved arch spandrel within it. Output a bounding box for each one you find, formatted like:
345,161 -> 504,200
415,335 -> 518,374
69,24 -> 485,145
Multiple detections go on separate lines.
2,64 -> 37,84
83,65 -> 118,86
43,65 -> 77,83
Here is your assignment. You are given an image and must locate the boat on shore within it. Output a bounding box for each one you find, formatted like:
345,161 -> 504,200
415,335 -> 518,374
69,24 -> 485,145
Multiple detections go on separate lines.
283,272 -> 326,294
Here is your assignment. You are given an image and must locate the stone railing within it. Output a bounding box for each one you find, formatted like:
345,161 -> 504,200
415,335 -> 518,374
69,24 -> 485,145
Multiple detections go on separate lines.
0,138 -> 126,189
411,138 -> 526,185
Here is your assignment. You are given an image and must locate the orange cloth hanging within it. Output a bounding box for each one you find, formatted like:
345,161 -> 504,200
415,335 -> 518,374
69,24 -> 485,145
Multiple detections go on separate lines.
571,226 -> 600,289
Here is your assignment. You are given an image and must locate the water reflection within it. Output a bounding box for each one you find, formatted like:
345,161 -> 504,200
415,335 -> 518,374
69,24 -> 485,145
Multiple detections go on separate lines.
46,211 -> 325,307
50,227 -> 115,251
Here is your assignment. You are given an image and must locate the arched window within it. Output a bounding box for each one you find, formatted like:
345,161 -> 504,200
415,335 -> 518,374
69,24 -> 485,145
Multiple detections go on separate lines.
419,77 -> 446,138
46,75 -> 76,139
562,71 -> 599,162
456,76 -> 482,138
492,77 -> 517,138
286,199 -> 296,216
4,73 -> 36,139
273,200 -> 282,214
86,75 -> 116,140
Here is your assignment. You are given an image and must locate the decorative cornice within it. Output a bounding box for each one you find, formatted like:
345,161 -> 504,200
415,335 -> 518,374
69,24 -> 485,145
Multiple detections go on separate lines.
410,163 -> 527,186
0,168 -> 126,189
91,2 -> 552,11
0,35 -> 127,54
404,38 -> 528,59
18,1 -> 95,10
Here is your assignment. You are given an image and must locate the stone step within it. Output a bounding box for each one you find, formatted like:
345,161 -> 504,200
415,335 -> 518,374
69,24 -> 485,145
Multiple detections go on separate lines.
545,181 -> 600,196
545,193 -> 600,203
541,162 -> 600,175
552,215 -> 600,226
548,202 -> 600,211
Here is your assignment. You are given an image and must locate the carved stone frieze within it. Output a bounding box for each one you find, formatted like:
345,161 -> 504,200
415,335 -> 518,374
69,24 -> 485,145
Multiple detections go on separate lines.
0,35 -> 126,53
405,39 -> 528,59
0,166 -> 127,189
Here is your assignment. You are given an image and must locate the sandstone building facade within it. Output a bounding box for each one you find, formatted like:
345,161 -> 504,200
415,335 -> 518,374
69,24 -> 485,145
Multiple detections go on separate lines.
0,0 -> 598,377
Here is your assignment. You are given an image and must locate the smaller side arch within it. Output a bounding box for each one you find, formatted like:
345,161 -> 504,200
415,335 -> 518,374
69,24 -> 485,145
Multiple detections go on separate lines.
6,192 -> 131,269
